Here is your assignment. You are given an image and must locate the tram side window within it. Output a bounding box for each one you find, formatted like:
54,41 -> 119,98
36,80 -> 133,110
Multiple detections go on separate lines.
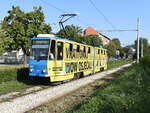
49,40 -> 55,60
101,50 -> 103,55
77,45 -> 80,52
98,49 -> 100,54
88,47 -> 91,54
70,44 -> 73,52
57,42 -> 63,60
83,46 -> 86,53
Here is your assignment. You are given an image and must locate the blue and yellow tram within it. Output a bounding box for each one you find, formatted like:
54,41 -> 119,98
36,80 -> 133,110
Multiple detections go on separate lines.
29,34 -> 107,82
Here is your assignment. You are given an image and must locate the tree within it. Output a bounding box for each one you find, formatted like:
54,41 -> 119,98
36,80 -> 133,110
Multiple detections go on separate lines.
57,24 -> 82,42
112,38 -> 124,58
112,38 -> 121,49
0,29 -> 12,56
2,6 -> 52,64
134,38 -> 149,57
86,35 -> 103,47
104,41 -> 116,58
122,47 -> 130,58
57,25 -> 103,47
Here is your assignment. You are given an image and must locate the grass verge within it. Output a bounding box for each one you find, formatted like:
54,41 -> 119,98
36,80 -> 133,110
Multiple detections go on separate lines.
0,68 -> 31,95
65,62 -> 150,113
107,59 -> 132,69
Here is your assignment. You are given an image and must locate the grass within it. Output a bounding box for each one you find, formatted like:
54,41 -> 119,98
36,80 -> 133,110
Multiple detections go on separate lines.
0,59 -> 132,95
107,59 -> 132,69
0,69 -> 18,83
0,81 -> 28,94
0,64 -> 29,69
65,61 -> 150,113
0,68 -> 31,95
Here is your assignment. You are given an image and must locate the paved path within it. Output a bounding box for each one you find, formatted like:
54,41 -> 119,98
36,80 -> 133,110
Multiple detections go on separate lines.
0,63 -> 132,113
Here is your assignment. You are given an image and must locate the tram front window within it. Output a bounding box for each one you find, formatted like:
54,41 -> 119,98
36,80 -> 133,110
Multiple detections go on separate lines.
30,40 -> 50,60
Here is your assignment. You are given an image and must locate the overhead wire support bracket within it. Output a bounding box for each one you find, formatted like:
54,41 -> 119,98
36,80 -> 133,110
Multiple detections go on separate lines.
59,14 -> 77,38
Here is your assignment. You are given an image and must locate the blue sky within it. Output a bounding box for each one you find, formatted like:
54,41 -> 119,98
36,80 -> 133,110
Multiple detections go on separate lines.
0,0 -> 150,46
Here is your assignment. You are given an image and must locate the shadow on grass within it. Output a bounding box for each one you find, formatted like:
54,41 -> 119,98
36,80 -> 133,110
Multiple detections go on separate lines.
17,68 -> 51,85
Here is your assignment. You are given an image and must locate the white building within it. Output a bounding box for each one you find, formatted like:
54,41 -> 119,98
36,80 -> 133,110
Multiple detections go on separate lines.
0,49 -> 24,64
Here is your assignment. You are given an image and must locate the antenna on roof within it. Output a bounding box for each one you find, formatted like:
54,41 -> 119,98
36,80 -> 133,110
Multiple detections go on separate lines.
59,14 -> 78,38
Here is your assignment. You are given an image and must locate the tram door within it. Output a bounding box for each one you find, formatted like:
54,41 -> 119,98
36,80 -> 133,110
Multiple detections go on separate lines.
48,40 -> 56,77
55,41 -> 64,75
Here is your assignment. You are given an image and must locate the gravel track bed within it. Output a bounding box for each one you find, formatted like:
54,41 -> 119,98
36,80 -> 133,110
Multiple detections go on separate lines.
0,86 -> 43,103
0,63 -> 131,113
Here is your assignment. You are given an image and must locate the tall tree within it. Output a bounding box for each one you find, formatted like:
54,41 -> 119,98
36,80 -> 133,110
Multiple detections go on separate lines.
0,29 -> 12,56
2,6 -> 52,64
122,47 -> 130,58
57,25 -> 103,47
86,35 -> 103,47
112,38 -> 121,49
134,38 -> 149,57
57,24 -> 82,42
104,41 -> 116,58
112,38 -> 123,58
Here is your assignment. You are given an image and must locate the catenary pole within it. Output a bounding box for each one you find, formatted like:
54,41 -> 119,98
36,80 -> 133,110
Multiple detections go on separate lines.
141,37 -> 143,57
137,17 -> 140,63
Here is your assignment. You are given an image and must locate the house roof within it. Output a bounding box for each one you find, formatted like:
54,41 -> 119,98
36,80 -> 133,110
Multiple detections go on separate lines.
84,27 -> 99,35
84,27 -> 110,40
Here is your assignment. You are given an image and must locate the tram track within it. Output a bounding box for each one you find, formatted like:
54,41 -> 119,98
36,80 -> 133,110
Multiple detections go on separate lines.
0,63 -> 132,113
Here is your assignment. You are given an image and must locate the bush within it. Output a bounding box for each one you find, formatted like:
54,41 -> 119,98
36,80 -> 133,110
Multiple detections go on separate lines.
139,54 -> 150,68
0,69 -> 17,83
17,68 -> 30,82
0,68 -> 29,83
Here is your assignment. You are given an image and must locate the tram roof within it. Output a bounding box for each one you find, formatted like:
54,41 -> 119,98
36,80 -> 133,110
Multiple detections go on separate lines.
32,36 -> 77,43
31,36 -> 105,50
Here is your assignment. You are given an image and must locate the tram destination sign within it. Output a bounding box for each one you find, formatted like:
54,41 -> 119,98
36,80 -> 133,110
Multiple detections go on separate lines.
32,45 -> 49,48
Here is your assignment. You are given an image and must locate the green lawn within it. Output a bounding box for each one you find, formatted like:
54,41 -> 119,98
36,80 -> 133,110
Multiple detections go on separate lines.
107,59 -> 132,69
0,81 -> 28,94
0,59 -> 132,95
65,62 -> 150,113
0,68 -> 31,95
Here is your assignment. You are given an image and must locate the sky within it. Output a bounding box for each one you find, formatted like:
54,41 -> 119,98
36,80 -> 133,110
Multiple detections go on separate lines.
0,0 -> 150,46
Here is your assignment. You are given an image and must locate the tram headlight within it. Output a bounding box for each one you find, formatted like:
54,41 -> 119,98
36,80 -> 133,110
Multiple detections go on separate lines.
43,69 -> 46,73
30,69 -> 33,72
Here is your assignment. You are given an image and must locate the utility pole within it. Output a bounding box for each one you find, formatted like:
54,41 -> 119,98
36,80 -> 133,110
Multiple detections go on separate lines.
137,17 -> 140,63
141,37 -> 143,57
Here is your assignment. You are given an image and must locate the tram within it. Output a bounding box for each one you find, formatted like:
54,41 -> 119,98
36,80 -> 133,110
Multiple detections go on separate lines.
29,34 -> 107,82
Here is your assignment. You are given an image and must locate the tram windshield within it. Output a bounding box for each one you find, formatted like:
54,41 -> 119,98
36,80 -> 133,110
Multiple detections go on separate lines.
30,40 -> 50,60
